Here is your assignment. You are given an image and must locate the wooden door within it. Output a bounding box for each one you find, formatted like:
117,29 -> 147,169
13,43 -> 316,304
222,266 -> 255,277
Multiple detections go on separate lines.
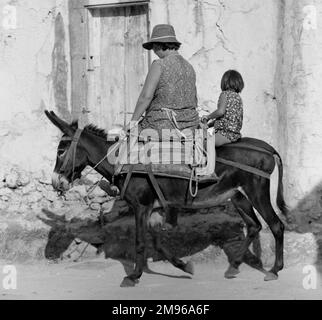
86,4 -> 149,131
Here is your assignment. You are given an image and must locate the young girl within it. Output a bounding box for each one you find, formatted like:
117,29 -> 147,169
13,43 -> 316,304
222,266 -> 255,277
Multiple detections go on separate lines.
203,70 -> 244,146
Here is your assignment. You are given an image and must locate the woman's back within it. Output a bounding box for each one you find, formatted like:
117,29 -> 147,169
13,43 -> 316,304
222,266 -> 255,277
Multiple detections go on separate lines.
139,54 -> 199,134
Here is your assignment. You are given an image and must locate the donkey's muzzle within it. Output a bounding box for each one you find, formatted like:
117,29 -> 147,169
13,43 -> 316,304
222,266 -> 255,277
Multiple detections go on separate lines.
52,172 -> 70,191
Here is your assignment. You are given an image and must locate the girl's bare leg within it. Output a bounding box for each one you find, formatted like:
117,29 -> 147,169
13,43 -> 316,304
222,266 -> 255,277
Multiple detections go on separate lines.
215,133 -> 232,146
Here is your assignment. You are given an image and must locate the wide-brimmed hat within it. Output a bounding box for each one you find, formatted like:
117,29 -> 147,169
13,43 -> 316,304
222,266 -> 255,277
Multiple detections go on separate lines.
143,24 -> 181,50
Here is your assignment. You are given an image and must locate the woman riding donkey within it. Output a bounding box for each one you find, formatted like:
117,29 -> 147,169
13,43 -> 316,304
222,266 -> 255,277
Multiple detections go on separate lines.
44,25 -> 288,288
121,24 -> 219,180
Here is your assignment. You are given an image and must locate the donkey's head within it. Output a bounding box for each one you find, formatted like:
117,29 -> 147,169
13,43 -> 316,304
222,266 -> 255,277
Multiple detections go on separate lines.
45,110 -> 89,192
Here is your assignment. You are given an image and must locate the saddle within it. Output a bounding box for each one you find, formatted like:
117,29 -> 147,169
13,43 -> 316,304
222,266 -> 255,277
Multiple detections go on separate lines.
110,127 -> 274,209
114,134 -> 275,181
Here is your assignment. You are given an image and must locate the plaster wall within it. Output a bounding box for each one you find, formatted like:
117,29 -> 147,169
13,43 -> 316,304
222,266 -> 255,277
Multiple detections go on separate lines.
0,0 -> 321,233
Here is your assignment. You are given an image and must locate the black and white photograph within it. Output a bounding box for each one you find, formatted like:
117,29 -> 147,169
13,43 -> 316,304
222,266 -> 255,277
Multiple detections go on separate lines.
0,0 -> 321,305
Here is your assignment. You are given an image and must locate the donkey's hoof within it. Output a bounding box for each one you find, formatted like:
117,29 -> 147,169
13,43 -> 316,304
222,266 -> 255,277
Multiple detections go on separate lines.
184,261 -> 194,275
264,272 -> 278,281
224,266 -> 240,279
120,277 -> 137,287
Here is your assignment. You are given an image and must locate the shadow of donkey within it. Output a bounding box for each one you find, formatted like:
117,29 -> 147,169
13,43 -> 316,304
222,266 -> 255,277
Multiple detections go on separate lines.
38,200 -> 266,279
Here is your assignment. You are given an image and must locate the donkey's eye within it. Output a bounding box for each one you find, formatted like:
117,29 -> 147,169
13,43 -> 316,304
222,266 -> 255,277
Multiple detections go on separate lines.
58,149 -> 66,157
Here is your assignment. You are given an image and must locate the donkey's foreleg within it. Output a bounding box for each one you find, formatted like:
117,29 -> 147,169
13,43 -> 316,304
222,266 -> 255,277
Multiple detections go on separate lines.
120,204 -> 150,287
147,206 -> 193,275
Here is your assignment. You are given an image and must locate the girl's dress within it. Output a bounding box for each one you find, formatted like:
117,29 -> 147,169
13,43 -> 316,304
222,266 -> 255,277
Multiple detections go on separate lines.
214,90 -> 243,142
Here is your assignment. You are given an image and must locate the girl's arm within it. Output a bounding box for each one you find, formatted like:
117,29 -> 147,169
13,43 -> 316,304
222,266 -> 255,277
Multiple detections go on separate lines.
131,61 -> 162,122
206,92 -> 227,121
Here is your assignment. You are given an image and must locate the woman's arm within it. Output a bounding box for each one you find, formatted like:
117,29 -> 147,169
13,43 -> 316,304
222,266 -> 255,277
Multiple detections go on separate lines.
131,61 -> 162,121
206,92 -> 227,121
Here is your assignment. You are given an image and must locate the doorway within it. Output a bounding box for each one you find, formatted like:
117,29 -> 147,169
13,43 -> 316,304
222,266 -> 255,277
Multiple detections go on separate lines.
85,3 -> 149,130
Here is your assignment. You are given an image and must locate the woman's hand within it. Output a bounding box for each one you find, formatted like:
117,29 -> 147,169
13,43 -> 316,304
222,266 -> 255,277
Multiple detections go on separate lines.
123,120 -> 139,136
123,123 -> 131,134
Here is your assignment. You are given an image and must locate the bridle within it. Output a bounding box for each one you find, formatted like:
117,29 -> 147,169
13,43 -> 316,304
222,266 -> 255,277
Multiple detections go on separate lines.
59,128 -> 83,187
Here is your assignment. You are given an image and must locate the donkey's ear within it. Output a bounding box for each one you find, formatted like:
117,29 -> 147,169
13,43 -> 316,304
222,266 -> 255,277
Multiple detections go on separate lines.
44,110 -> 74,136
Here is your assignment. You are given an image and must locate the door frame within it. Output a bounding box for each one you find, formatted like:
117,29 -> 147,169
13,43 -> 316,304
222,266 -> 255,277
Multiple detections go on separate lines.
84,0 -> 150,9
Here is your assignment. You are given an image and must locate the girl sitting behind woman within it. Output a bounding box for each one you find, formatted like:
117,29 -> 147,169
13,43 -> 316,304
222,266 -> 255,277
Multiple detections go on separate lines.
202,70 -> 244,146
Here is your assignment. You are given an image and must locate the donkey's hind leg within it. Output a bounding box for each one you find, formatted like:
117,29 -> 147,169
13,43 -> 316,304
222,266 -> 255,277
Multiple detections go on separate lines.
244,179 -> 285,281
224,192 -> 263,278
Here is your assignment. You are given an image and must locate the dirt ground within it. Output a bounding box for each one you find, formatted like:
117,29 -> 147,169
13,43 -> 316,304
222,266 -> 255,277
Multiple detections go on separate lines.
0,257 -> 321,300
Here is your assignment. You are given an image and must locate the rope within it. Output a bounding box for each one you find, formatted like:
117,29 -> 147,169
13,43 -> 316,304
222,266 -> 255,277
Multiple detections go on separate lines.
189,167 -> 198,197
161,107 -> 187,139
194,140 -> 207,167
80,142 -> 120,180
80,121 -> 143,198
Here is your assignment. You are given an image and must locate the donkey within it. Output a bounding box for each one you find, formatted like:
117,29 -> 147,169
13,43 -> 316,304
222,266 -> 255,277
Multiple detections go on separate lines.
45,110 -> 288,287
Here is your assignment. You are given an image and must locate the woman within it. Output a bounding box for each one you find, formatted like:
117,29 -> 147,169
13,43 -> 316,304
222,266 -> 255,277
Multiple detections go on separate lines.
129,24 -> 200,137
122,24 -> 219,181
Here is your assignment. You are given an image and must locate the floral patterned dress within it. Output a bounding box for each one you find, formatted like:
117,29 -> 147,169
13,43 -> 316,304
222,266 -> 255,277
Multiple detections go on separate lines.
139,53 -> 200,136
214,90 -> 243,142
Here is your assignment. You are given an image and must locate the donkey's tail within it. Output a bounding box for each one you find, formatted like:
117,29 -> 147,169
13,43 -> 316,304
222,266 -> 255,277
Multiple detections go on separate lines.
273,153 -> 289,216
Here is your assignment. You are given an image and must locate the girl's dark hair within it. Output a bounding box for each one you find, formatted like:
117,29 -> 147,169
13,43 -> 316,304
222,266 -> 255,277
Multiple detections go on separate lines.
221,70 -> 244,93
152,42 -> 181,51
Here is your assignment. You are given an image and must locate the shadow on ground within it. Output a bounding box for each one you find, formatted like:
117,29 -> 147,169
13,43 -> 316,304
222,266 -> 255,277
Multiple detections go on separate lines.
38,176 -> 322,279
38,200 -> 265,277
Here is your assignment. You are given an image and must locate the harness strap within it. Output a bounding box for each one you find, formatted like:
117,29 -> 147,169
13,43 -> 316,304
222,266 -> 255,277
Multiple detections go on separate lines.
114,163 -> 124,177
216,157 -> 271,179
120,165 -> 134,199
145,164 -> 169,210
60,129 -> 83,183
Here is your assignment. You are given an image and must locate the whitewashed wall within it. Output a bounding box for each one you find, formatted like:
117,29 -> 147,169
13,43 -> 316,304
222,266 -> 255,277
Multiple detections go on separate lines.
0,0 -> 70,175
0,0 -> 321,229
150,0 -> 279,146
275,0 -> 322,228
0,0 -> 72,215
